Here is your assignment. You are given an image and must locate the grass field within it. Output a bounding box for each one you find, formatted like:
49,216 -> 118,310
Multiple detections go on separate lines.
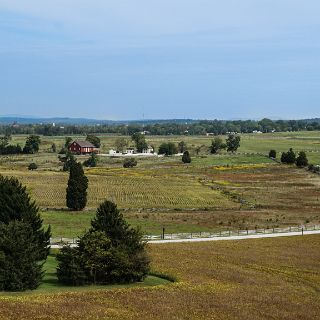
1,235 -> 319,319
1,132 -> 320,237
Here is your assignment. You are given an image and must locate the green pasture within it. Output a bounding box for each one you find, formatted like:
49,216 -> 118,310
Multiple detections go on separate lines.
0,250 -> 169,295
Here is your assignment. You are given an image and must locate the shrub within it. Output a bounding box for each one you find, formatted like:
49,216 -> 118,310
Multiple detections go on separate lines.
83,153 -> 98,167
182,151 -> 191,163
210,137 -> 226,154
269,150 -> 276,158
28,163 -> 38,171
158,142 -> 178,156
123,158 -> 137,168
296,151 -> 308,167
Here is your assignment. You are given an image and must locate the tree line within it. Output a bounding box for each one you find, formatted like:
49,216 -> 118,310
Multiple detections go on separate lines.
1,118 -> 320,136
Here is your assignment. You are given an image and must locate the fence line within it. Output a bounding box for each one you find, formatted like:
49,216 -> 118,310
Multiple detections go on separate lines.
50,224 -> 320,245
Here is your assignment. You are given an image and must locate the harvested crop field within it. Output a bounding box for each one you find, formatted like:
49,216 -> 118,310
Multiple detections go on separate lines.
1,235 -> 319,319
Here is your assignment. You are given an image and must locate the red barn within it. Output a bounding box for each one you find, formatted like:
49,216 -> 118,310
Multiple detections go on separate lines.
68,140 -> 97,154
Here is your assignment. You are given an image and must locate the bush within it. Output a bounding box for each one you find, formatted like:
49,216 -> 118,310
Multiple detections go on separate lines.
123,158 -> 137,168
296,151 -> 308,167
269,150 -> 276,158
182,151 -> 191,163
83,153 -> 98,167
158,142 -> 178,156
28,163 -> 38,171
57,200 -> 150,285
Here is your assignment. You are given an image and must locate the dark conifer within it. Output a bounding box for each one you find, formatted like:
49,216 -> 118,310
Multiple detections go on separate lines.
182,151 -> 191,163
0,176 -> 51,291
66,162 -> 88,210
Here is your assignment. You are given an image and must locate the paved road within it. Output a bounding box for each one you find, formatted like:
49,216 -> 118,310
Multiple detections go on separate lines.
50,229 -> 320,248
148,229 -> 320,244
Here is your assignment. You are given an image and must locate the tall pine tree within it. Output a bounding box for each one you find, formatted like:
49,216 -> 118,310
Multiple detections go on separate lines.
0,176 -> 51,291
66,162 -> 88,210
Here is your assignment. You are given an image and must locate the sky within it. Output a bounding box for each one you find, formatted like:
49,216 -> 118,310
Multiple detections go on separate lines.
0,0 -> 319,120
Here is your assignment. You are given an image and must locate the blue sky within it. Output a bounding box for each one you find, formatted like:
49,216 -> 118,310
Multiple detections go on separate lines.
0,1 -> 319,120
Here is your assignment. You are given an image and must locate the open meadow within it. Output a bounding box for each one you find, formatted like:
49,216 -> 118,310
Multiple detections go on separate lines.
0,235 -> 319,319
0,132 -> 320,237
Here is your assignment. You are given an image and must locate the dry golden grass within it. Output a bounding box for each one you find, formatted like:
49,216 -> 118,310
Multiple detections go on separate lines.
0,166 -> 236,210
1,235 -> 320,319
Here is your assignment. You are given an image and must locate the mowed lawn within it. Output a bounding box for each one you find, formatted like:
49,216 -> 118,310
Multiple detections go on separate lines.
0,235 -> 319,319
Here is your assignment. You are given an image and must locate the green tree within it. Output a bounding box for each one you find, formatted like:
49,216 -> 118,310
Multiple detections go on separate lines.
182,151 -> 191,163
66,162 -> 88,211
158,142 -> 178,156
0,221 -> 44,291
0,176 -> 51,291
83,153 -> 98,168
131,133 -> 148,153
281,148 -> 296,164
61,151 -> 76,172
86,135 -> 101,148
114,137 -> 128,152
56,245 -> 86,286
23,135 -> 41,154
210,137 -> 226,154
269,150 -> 277,158
57,200 -> 150,285
226,134 -> 240,152
296,151 -> 308,167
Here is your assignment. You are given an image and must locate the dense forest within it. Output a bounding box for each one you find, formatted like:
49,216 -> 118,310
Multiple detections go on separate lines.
0,118 -> 320,136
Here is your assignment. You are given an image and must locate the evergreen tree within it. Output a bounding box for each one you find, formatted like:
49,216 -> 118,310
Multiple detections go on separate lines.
83,153 -> 98,167
296,151 -> 308,167
57,200 -> 150,285
182,151 -> 191,163
0,176 -> 51,291
0,221 -> 43,291
62,151 -> 76,172
269,149 -> 277,158
56,245 -> 86,286
281,148 -> 296,164
66,162 -> 88,211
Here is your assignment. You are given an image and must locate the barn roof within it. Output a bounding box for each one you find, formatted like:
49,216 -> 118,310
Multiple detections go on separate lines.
73,140 -> 95,148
